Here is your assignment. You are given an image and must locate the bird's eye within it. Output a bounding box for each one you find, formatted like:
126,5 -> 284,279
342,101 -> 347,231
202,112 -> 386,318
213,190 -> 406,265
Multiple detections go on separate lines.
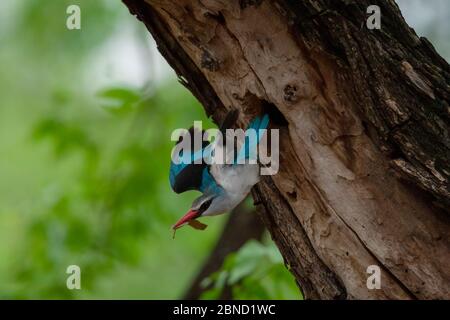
200,199 -> 212,212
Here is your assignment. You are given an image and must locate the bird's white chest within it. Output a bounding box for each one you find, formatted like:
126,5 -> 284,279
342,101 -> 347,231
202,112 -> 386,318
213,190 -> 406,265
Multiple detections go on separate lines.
208,164 -> 260,214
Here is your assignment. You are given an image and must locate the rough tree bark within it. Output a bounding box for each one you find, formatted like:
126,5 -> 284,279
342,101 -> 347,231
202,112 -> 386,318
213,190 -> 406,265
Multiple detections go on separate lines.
123,0 -> 450,299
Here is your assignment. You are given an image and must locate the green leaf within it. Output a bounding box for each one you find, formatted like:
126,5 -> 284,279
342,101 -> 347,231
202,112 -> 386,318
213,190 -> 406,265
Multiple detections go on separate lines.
97,87 -> 141,115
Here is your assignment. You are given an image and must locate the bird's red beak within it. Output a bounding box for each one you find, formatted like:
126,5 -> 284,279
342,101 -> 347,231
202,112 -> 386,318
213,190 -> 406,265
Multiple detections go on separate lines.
172,209 -> 200,230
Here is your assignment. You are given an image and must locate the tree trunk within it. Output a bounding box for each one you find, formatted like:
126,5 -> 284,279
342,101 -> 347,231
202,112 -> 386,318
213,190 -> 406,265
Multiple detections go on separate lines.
123,0 -> 450,299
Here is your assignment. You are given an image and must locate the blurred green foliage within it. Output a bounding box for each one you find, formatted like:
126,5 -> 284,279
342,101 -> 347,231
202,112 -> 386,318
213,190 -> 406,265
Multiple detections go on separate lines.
8,85 -> 207,298
0,0 -> 299,299
202,239 -> 301,300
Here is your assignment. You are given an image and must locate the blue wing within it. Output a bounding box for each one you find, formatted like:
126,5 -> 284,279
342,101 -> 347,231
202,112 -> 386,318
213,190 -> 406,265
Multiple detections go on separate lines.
235,114 -> 269,164
169,128 -> 213,194
169,111 -> 267,194
170,144 -> 221,194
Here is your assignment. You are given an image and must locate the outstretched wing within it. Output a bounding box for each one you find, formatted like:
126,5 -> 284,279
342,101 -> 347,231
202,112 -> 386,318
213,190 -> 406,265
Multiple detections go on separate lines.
169,127 -> 210,194
235,114 -> 269,163
169,110 -> 240,194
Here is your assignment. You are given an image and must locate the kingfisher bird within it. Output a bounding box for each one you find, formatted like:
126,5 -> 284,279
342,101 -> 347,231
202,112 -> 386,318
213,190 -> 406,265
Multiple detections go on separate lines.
169,110 -> 269,234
